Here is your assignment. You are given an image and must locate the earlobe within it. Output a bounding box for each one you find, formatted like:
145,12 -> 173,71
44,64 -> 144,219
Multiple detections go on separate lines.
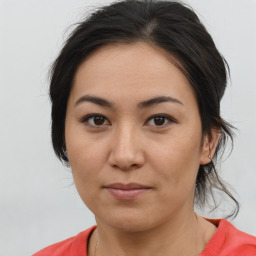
200,129 -> 220,165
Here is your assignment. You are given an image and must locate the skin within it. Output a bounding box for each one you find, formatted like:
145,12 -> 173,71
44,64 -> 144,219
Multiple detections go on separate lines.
65,42 -> 219,256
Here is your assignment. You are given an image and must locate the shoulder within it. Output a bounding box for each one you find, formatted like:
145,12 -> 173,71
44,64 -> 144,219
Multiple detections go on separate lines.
201,219 -> 256,256
32,226 -> 96,256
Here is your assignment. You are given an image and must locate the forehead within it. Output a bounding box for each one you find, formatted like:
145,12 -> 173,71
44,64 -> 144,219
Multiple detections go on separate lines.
71,42 -> 195,106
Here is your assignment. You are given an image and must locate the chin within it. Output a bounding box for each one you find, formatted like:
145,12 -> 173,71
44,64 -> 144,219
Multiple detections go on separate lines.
96,208 -> 163,232
110,219 -> 154,232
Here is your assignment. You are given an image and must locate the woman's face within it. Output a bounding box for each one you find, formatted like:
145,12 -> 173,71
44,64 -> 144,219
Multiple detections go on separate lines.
65,42 -> 212,231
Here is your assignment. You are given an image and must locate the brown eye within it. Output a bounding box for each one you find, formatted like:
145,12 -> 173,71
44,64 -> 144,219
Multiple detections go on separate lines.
154,117 -> 165,126
93,116 -> 105,125
82,114 -> 109,127
146,114 -> 174,127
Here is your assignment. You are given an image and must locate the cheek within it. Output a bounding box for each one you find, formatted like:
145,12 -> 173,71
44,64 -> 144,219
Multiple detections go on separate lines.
66,139 -> 107,209
68,139 -> 106,178
65,124 -> 107,190
65,118 -> 105,166
150,129 -> 202,190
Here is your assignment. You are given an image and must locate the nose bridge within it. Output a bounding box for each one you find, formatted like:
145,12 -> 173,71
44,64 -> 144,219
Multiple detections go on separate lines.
108,121 -> 144,170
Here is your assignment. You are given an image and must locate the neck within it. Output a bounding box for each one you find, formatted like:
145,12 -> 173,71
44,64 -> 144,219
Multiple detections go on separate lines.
89,212 -> 215,256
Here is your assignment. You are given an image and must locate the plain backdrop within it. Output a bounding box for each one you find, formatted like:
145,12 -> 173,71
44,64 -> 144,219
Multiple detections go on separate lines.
0,0 -> 255,255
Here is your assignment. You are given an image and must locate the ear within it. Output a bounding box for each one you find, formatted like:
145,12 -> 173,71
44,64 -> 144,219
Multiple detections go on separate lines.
200,129 -> 220,165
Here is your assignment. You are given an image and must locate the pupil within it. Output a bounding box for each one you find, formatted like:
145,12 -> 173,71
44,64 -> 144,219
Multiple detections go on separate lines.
154,117 -> 165,126
94,116 -> 105,125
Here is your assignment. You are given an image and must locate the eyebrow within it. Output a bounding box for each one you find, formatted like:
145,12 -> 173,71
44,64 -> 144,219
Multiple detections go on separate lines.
75,95 -> 183,109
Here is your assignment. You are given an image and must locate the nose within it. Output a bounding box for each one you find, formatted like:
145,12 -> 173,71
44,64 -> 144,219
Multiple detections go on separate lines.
108,125 -> 145,171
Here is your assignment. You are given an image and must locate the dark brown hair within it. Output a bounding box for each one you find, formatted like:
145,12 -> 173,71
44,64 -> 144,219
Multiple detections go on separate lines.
49,0 -> 239,217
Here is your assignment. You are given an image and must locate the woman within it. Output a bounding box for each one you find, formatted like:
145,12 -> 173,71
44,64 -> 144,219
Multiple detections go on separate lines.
33,0 -> 256,255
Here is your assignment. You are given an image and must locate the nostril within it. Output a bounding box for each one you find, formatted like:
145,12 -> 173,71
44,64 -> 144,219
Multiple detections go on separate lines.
112,163 -> 138,171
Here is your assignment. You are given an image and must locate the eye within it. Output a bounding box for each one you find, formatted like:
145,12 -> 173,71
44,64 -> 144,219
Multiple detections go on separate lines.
146,114 -> 175,127
82,114 -> 110,127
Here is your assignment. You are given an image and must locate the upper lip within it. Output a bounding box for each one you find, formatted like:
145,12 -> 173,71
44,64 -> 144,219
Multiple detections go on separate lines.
104,183 -> 151,190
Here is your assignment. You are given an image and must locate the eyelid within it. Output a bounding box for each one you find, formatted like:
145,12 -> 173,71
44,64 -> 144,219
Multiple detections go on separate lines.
81,113 -> 110,127
146,113 -> 176,121
81,113 -> 176,128
145,114 -> 176,127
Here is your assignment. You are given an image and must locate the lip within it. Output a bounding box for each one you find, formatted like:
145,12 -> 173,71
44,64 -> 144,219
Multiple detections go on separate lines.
103,183 -> 152,200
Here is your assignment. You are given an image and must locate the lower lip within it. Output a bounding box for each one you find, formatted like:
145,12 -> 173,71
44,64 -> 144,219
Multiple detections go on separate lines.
105,188 -> 151,200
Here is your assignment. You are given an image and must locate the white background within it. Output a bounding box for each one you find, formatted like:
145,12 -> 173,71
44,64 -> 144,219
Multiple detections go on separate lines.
0,0 -> 255,255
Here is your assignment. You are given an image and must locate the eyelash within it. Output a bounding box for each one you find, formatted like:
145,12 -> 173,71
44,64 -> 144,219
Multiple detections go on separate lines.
81,113 -> 176,128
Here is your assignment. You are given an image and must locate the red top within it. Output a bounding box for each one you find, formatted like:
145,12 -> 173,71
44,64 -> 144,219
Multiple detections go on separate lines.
33,219 -> 256,256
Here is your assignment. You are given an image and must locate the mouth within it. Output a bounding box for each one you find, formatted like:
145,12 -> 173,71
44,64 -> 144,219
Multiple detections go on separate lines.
103,183 -> 152,200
